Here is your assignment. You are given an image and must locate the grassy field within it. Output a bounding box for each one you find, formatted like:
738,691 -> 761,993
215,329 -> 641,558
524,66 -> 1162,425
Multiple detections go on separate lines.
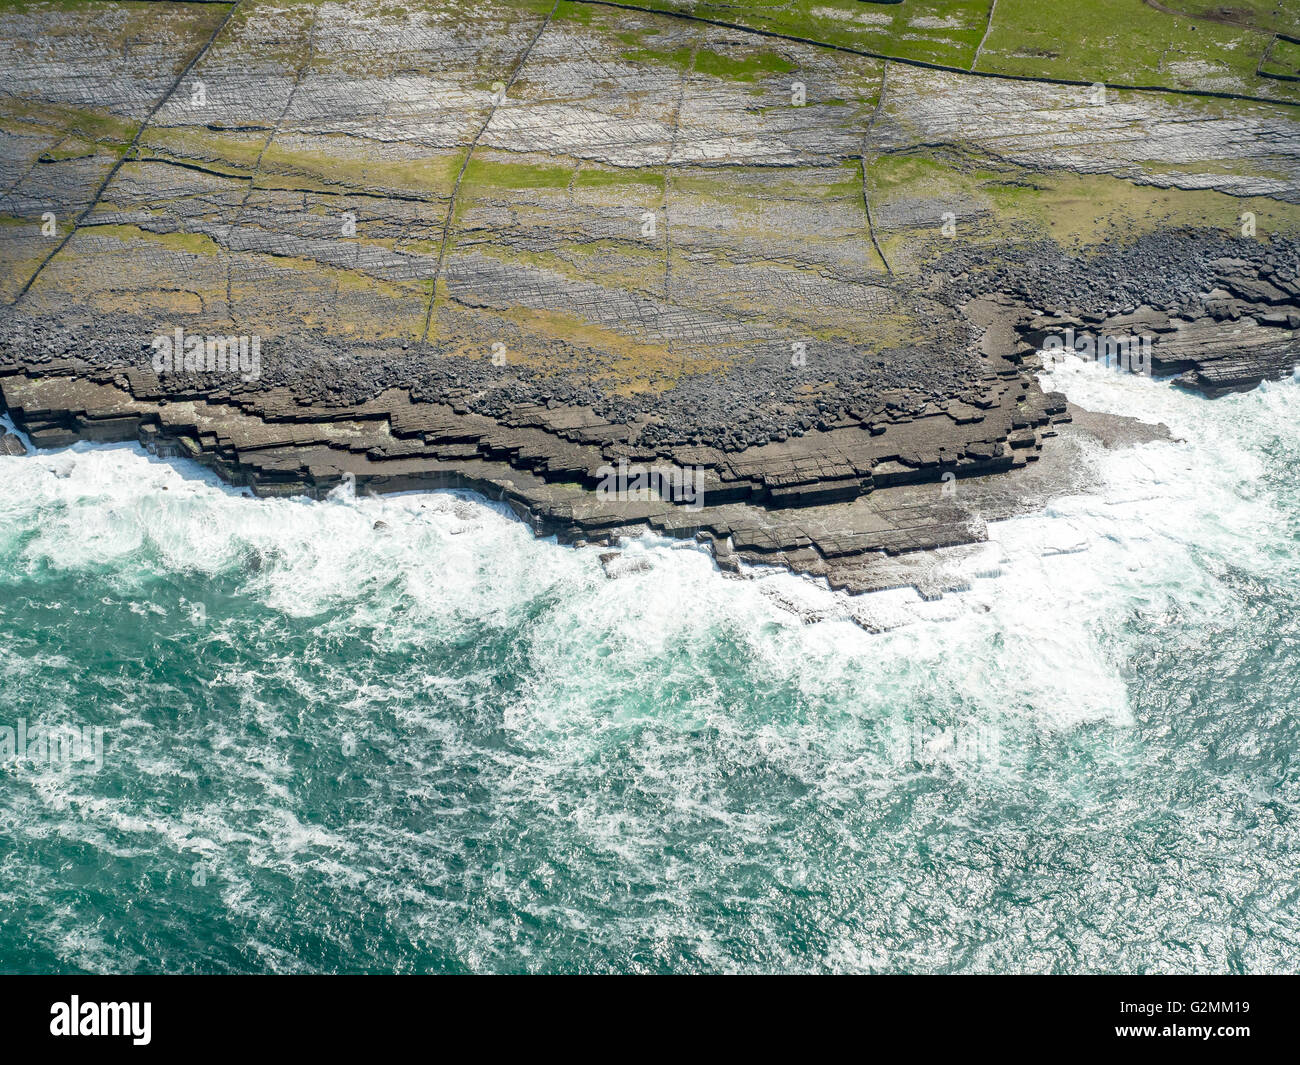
1149,0 -> 1300,39
867,144 -> 1300,273
3,0 -> 1298,371
626,0 -> 1300,101
1262,36 -> 1300,80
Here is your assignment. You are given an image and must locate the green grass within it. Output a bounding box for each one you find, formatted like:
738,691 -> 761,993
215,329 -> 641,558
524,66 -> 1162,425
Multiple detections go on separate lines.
462,155 -> 574,191
574,165 -> 667,193
693,46 -> 799,80
1262,37 -> 1300,80
620,41 -> 799,81
81,222 -> 224,257
866,146 -> 1300,259
632,0 -> 1300,101
258,140 -> 460,196
555,0 -> 597,24
631,0 -> 990,67
1149,1 -> 1300,39
982,0 -> 1277,92
670,161 -> 864,204
0,98 -> 138,146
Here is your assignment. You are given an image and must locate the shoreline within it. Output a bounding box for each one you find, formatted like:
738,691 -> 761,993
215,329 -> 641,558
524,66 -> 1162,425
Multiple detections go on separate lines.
5,231 -> 1297,598
0,364 -> 1173,604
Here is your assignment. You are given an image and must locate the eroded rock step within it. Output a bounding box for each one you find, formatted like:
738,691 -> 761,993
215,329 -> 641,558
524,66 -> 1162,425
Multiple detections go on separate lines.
0,349 -> 1077,595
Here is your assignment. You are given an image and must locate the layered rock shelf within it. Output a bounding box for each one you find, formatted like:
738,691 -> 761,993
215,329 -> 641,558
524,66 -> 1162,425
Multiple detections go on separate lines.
2,0 -> 1298,594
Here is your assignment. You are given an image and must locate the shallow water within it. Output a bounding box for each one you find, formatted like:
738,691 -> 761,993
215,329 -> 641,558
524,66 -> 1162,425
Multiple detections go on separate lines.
1,358 -> 1298,972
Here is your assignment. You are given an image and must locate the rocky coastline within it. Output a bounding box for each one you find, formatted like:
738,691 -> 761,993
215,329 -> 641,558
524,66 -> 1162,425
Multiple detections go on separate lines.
2,0 -> 1298,597
3,228 -> 1295,597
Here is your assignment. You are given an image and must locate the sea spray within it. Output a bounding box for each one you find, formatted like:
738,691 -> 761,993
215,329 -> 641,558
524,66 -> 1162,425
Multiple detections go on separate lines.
0,358 -> 1297,972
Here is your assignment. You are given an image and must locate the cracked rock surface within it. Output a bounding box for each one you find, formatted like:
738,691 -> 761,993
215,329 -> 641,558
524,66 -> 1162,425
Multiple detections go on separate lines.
1,0 -> 1298,592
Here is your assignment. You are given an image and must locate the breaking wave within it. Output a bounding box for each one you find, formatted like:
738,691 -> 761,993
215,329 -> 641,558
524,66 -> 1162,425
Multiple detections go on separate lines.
1,360 -> 1298,972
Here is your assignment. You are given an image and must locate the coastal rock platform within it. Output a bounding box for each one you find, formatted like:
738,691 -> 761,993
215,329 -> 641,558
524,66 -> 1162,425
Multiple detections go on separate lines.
2,0 -> 1298,594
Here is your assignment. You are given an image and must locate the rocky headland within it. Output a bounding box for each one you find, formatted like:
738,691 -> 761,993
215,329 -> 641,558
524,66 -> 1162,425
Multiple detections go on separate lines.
2,0 -> 1298,596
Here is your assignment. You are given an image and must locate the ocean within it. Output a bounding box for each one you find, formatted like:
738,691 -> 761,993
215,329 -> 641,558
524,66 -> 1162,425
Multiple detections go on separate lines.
2,357 -> 1298,973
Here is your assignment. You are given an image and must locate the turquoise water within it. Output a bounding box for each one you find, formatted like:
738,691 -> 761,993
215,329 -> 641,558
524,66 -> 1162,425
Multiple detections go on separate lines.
2,360 -> 1299,973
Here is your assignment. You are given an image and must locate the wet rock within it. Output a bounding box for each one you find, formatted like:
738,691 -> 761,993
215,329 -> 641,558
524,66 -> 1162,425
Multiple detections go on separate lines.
599,551 -> 653,579
0,0 -> 1297,600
